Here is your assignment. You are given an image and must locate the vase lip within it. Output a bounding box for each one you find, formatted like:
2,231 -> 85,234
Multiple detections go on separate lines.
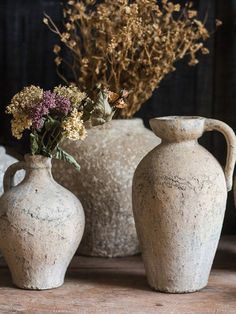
93,118 -> 144,130
150,116 -> 206,142
152,116 -> 205,122
24,154 -> 52,169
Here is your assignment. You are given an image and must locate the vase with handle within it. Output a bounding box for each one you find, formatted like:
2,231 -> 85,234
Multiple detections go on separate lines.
0,146 -> 24,196
133,116 -> 236,293
0,154 -> 85,290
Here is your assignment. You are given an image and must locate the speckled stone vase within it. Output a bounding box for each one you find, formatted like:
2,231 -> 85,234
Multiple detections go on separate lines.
133,116 -> 236,293
0,155 -> 85,290
52,119 -> 160,257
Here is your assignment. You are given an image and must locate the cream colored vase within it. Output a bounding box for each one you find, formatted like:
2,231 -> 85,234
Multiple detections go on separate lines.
53,119 -> 160,257
0,155 -> 85,290
133,116 -> 236,293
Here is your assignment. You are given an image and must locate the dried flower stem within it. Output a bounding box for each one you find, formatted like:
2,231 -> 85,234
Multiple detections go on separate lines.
45,0 -> 220,118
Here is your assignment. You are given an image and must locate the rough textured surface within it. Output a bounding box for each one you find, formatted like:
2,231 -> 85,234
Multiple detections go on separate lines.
0,155 -> 85,290
0,146 -> 24,196
53,119 -> 160,257
133,116 -> 236,293
0,236 -> 235,313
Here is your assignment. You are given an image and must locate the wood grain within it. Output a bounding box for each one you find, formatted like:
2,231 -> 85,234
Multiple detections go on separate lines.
0,236 -> 235,313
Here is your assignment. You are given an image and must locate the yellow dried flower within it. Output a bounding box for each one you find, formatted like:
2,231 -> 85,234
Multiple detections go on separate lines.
11,112 -> 32,140
53,45 -> 61,54
43,17 -> 48,25
46,0 -> 219,117
173,4 -> 180,12
66,23 -> 72,30
62,109 -> 87,141
61,32 -> 70,43
68,40 -> 76,48
6,85 -> 43,115
55,56 -> 62,66
201,47 -> 210,55
188,58 -> 199,66
54,85 -> 87,108
216,19 -> 222,27
188,10 -> 197,18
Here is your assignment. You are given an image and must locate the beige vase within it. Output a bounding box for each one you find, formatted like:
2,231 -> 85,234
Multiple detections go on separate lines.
0,155 -> 85,290
133,116 -> 236,293
53,119 -> 160,257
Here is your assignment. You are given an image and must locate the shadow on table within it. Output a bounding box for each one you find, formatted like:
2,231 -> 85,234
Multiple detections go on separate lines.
0,268 -> 15,289
213,236 -> 236,271
66,269 -> 151,292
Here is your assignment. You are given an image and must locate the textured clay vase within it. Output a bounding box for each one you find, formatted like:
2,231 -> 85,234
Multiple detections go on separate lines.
133,116 -> 236,293
0,146 -> 24,196
53,119 -> 160,257
0,155 -> 85,290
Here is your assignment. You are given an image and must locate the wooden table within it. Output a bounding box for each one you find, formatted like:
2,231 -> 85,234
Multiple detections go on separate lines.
0,236 -> 236,313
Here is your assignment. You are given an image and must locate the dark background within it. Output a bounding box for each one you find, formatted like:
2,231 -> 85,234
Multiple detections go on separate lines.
0,0 -> 236,233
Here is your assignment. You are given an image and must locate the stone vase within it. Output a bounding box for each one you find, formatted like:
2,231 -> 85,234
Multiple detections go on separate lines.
0,155 -> 85,290
0,146 -> 24,196
133,116 -> 236,293
53,119 -> 160,257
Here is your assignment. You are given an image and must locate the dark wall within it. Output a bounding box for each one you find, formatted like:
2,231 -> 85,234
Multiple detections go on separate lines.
0,0 -> 236,233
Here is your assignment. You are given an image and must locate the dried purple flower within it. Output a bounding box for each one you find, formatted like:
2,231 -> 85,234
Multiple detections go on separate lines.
54,94 -> 71,115
30,91 -> 73,129
30,91 -> 56,129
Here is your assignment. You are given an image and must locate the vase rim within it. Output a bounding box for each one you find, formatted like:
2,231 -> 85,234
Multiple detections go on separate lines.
111,118 -> 143,124
150,116 -> 206,142
94,118 -> 144,130
152,116 -> 205,121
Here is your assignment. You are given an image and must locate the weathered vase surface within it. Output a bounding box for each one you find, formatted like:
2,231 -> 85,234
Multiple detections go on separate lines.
0,155 -> 85,290
0,146 -> 24,196
53,119 -> 160,257
133,116 -> 236,293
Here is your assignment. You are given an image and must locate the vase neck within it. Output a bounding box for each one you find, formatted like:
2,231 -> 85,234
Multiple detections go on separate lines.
150,116 -> 205,143
24,155 -> 53,179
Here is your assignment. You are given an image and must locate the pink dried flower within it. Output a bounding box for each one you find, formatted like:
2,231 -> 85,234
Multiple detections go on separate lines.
55,94 -> 71,115
30,91 -> 72,129
30,91 -> 56,129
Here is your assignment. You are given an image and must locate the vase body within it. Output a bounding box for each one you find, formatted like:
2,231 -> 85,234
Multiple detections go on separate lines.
0,155 -> 85,290
0,146 -> 24,196
133,116 -> 236,293
53,119 -> 160,257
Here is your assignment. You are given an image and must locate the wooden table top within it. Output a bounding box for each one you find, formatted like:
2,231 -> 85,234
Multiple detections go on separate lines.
0,236 -> 236,314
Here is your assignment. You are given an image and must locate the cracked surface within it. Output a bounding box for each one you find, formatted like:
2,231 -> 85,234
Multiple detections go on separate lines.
133,117 -> 228,293
53,119 -> 160,257
0,155 -> 85,290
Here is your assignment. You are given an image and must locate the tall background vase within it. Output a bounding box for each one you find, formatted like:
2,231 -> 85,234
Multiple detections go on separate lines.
133,116 -> 236,293
53,119 -> 160,257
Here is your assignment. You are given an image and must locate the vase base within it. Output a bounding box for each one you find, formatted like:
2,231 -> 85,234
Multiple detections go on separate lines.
13,280 -> 64,291
148,283 -> 207,294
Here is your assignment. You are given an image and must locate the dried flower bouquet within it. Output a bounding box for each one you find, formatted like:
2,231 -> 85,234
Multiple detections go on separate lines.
44,0 -> 221,118
6,85 -> 125,169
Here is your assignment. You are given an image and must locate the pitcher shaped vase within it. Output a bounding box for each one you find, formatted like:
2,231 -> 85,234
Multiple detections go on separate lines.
0,155 -> 85,290
133,116 -> 236,293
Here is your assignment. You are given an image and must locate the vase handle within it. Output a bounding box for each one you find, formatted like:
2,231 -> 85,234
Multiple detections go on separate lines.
3,161 -> 26,193
204,118 -> 236,192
